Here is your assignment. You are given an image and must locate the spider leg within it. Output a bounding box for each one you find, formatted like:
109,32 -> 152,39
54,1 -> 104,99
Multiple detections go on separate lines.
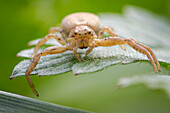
73,46 -> 82,62
86,36 -> 97,55
86,46 -> 94,55
25,39 -> 77,96
98,26 -> 118,38
135,42 -> 161,71
126,39 -> 158,72
88,37 -> 159,72
98,26 -> 126,50
49,27 -> 67,41
30,34 -> 67,59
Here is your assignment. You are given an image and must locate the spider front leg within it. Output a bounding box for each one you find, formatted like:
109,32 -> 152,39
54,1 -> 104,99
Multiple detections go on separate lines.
98,26 -> 126,50
29,34 -> 67,59
135,42 -> 161,71
25,39 -> 76,96
73,46 -> 82,62
88,37 -> 160,72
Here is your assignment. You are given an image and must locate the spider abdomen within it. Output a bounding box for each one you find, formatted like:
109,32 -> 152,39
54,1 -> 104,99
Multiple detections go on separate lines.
62,12 -> 100,34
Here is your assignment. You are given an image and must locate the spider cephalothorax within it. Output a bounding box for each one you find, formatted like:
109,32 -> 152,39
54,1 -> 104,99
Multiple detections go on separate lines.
25,12 -> 160,96
69,25 -> 96,49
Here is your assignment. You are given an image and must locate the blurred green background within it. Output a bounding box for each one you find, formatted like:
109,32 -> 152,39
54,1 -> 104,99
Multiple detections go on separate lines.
0,0 -> 170,113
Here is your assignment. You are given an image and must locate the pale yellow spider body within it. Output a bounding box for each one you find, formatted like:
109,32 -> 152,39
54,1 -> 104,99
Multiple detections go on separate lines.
25,12 -> 160,97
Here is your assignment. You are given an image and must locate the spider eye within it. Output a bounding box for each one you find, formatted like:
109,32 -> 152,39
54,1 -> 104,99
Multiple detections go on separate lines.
74,32 -> 77,35
88,31 -> 91,34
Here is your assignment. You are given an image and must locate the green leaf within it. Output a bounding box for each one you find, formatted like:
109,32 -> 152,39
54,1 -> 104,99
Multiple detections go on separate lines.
0,90 -> 90,113
116,75 -> 170,98
11,6 -> 170,78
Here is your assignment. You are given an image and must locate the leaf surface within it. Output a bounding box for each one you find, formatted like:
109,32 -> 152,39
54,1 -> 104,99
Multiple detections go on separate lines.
11,6 -> 170,78
0,91 -> 90,113
116,75 -> 170,98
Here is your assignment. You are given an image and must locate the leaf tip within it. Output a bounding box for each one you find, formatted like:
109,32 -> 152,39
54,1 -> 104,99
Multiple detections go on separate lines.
74,73 -> 79,76
10,75 -> 15,80
114,84 -> 120,89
